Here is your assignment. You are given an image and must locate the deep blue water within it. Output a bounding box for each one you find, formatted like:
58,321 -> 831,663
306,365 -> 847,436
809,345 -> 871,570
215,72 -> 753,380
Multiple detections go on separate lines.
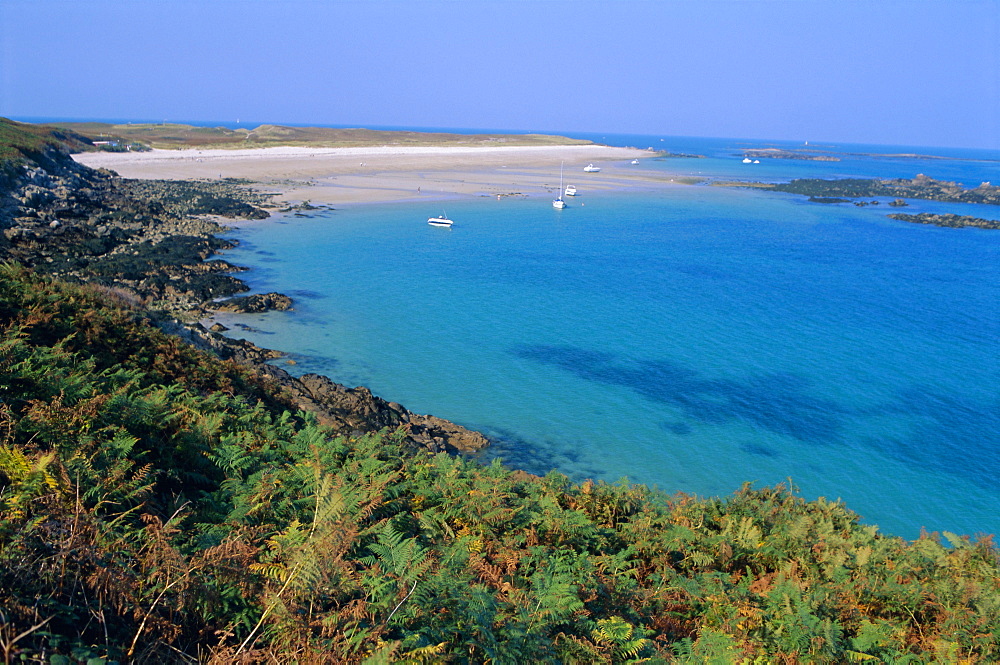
216,136 -> 1000,540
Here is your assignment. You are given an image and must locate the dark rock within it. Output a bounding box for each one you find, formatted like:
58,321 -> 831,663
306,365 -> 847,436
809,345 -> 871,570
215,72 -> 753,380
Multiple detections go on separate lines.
886,212 -> 1000,229
215,292 -> 294,313
808,197 -> 851,204
742,149 -> 840,162
772,175 -> 1000,206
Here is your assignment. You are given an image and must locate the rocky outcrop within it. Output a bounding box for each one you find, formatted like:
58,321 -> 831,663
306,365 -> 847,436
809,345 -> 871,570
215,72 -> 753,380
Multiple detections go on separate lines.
742,149 -> 840,162
808,197 -> 852,204
292,374 -> 489,453
215,292 -> 294,313
772,175 -> 1000,206
887,212 -> 1000,230
188,326 -> 489,453
1,146 -> 279,315
722,175 -> 998,231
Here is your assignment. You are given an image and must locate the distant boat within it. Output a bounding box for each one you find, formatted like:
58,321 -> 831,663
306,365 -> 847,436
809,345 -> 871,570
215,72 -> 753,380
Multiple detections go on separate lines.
428,212 -> 453,227
631,159 -> 639,164
753,159 -> 760,164
564,184 -> 577,196
584,163 -> 601,172
553,162 -> 567,209
742,157 -> 752,163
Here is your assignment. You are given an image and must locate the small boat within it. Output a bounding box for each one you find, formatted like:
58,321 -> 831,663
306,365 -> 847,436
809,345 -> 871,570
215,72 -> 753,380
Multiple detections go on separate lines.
428,212 -> 453,227
631,159 -> 639,164
583,163 -> 601,172
753,159 -> 760,164
564,184 -> 577,196
553,162 -> 567,208
742,157 -> 752,163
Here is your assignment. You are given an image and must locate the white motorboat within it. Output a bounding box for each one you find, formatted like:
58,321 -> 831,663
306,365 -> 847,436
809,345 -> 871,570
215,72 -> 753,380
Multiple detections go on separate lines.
553,162 -> 567,208
583,163 -> 601,172
564,184 -> 577,196
742,157 -> 753,163
428,212 -> 453,227
631,159 -> 639,164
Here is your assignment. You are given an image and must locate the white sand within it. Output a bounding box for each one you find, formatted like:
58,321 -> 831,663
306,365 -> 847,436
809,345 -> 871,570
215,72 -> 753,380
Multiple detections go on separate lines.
73,144 -> 673,206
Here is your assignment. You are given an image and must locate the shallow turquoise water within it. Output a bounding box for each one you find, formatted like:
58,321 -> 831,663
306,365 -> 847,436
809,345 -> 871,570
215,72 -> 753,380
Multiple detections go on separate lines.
219,140 -> 1000,539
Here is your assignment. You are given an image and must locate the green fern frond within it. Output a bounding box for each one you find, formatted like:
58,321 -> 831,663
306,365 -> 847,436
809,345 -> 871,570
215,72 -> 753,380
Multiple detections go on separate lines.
398,641 -> 447,663
0,444 -> 32,483
592,616 -> 634,643
249,562 -> 289,582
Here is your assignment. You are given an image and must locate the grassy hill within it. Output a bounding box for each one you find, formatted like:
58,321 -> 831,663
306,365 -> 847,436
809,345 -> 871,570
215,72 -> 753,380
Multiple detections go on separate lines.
0,117 -> 93,166
36,120 -> 593,151
0,118 -> 94,183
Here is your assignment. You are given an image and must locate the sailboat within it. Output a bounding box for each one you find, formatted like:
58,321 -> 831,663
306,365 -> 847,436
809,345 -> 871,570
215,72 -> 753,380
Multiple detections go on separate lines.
553,162 -> 567,209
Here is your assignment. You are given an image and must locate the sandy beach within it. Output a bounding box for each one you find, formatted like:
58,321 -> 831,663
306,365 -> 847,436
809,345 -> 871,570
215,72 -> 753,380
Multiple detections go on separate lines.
73,144 -> 668,206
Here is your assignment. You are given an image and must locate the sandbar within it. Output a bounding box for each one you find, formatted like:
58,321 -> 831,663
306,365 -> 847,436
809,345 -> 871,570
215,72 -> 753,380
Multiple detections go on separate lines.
73,144 -> 669,206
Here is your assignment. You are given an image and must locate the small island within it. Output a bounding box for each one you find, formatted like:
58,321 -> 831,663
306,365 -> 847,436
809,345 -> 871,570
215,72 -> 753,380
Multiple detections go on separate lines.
654,151 -> 707,159
740,148 -> 840,161
770,174 -> 1000,205
717,174 -> 1000,229
887,212 -> 1000,229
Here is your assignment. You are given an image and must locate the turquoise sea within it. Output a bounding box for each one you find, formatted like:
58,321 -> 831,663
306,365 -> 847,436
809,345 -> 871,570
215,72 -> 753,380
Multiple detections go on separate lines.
217,133 -> 1000,540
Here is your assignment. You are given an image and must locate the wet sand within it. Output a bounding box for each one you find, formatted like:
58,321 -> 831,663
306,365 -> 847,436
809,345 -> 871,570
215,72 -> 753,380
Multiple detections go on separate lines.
73,144 -> 671,206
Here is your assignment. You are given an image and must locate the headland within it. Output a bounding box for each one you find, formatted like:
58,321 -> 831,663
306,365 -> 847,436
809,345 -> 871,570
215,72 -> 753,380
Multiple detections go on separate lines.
4,118 -> 1000,663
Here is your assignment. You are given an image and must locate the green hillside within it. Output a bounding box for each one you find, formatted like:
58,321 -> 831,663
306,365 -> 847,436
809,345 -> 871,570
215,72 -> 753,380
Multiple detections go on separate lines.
2,264 -> 999,663
36,120 -> 592,151
0,117 -> 93,167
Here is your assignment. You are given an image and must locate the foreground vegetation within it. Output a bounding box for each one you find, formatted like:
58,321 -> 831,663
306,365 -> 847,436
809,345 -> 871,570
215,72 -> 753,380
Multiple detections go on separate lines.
2,265 -> 999,663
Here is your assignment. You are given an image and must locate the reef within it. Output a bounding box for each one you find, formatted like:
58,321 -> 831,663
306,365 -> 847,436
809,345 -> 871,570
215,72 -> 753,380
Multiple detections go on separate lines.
887,212 -> 1000,230
771,174 -> 1000,205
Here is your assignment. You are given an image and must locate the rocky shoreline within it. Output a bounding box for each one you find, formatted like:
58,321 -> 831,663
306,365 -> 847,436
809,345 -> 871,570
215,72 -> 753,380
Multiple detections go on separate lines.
0,125 -> 489,454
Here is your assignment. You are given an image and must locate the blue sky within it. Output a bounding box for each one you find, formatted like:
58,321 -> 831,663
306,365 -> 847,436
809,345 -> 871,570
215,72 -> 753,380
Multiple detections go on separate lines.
1,0 -> 997,150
